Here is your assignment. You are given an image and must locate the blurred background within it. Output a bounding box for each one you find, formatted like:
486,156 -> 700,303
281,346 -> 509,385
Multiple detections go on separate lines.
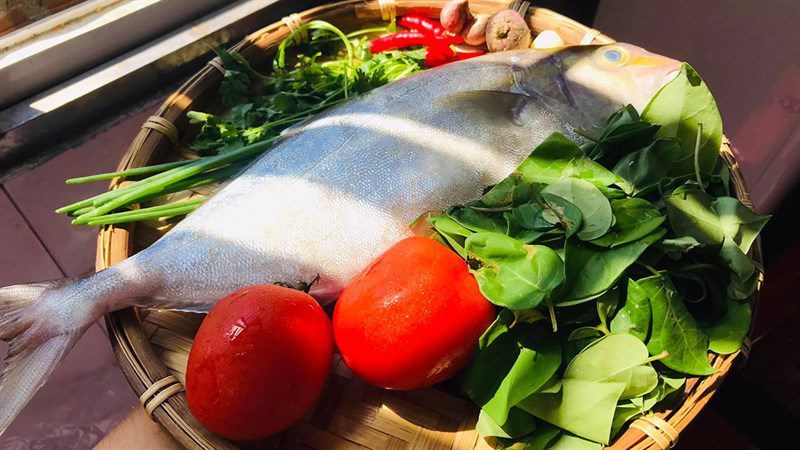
0,0 -> 798,448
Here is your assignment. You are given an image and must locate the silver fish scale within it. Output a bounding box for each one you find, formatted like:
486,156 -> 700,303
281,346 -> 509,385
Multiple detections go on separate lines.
98,57 -> 580,311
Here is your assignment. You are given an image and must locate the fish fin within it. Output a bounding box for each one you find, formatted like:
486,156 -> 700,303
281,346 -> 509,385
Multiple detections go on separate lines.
0,279 -> 87,435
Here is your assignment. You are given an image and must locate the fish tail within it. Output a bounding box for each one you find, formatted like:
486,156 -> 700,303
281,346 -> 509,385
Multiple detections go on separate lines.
0,278 -> 91,435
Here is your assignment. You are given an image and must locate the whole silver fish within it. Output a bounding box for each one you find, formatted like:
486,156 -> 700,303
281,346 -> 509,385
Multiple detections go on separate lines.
0,44 -> 679,433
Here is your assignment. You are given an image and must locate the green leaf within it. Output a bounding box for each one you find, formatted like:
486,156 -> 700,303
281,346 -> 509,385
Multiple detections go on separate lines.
558,233 -> 662,305
583,104 -> 661,164
643,274 -> 717,375
612,139 -> 678,196
596,288 -> 620,331
562,158 -> 624,189
513,204 -> 557,232
466,233 -> 565,309
542,178 -> 613,241
539,194 -> 584,238
479,309 -> 515,349
610,279 -> 653,342
516,133 -> 584,184
513,194 -> 583,238
547,432 -> 604,450
429,214 -> 472,258
476,408 -> 537,439
448,206 -> 506,234
719,237 -> 756,279
660,236 -> 704,258
642,63 -> 722,177
482,174 -> 523,207
665,188 -> 724,247
515,133 -> 620,188
522,422 -> 561,450
610,373 -> 685,437
705,300 -> 752,354
712,197 -> 770,254
464,322 -> 561,424
518,378 -> 626,444
590,198 -> 665,248
520,334 -> 659,444
564,333 -> 659,400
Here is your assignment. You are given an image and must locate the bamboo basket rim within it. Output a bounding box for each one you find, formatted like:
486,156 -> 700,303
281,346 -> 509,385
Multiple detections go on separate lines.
97,1 -> 763,449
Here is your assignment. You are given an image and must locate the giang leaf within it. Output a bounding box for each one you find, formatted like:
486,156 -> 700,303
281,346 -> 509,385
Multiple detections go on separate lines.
520,334 -> 659,444
562,158 -> 623,188
719,237 -> 756,279
518,378 -> 626,444
590,198 -> 665,248
564,326 -> 604,365
516,133 -> 620,188
705,299 -> 752,354
513,193 -> 583,237
478,309 -> 515,349
568,326 -> 605,342
665,188 -> 724,247
712,197 -> 770,254
583,105 -> 661,165
476,408 -> 537,439
610,278 -> 653,342
557,231 -> 663,305
642,63 -> 722,177
540,193 -> 584,238
466,233 -> 565,309
610,373 -> 685,437
547,432 -> 604,450
543,178 -> 613,241
596,288 -> 620,330
428,214 -> 472,257
464,321 -> 561,425
642,274 -> 716,375
564,333 -> 659,400
726,268 -> 759,301
516,133 -> 584,184
448,205 -> 506,234
513,203 -> 557,231
719,237 -> 759,300
523,422 -> 562,450
660,236 -> 704,258
611,138 -> 677,196
481,173 -> 522,207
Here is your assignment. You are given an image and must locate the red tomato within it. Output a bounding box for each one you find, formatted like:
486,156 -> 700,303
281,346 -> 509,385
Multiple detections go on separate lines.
333,236 -> 495,390
186,285 -> 333,441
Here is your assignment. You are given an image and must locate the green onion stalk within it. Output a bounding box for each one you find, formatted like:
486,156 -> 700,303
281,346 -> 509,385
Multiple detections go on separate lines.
59,20 -> 424,226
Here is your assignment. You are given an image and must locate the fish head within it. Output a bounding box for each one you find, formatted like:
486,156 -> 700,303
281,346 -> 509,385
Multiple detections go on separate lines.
507,43 -> 681,129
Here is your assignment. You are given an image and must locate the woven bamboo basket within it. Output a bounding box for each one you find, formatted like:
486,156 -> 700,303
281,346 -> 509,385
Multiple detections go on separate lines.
97,1 -> 764,449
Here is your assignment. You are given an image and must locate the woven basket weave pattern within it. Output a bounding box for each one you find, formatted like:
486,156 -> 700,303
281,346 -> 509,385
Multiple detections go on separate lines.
98,2 -> 762,449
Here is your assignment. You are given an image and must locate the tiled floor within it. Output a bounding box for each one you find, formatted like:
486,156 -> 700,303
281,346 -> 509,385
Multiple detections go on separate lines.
0,104 -> 158,449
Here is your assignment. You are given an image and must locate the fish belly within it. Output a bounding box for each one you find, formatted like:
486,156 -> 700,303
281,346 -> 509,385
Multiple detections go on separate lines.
116,63 -> 568,310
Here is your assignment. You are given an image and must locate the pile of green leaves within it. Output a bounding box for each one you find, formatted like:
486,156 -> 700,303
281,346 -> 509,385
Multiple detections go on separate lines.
430,64 -> 769,449
58,21 -> 425,226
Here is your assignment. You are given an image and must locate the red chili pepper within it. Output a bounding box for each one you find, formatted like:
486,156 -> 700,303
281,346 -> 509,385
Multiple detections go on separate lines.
425,45 -> 456,67
370,32 -> 463,53
455,50 -> 486,61
370,31 -> 429,53
398,14 -> 446,37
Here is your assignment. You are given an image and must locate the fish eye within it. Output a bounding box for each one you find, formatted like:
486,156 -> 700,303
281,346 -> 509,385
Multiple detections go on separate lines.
604,49 -> 622,62
598,46 -> 629,66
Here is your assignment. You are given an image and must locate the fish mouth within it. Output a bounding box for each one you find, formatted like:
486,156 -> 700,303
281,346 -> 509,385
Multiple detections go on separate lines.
629,51 -> 683,93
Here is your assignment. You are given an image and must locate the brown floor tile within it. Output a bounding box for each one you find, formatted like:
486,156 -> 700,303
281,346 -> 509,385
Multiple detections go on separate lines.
0,186 -> 63,285
3,103 -> 158,277
0,324 -> 138,449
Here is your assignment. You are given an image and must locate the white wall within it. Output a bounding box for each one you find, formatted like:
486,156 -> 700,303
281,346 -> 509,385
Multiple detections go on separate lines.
595,0 -> 800,212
